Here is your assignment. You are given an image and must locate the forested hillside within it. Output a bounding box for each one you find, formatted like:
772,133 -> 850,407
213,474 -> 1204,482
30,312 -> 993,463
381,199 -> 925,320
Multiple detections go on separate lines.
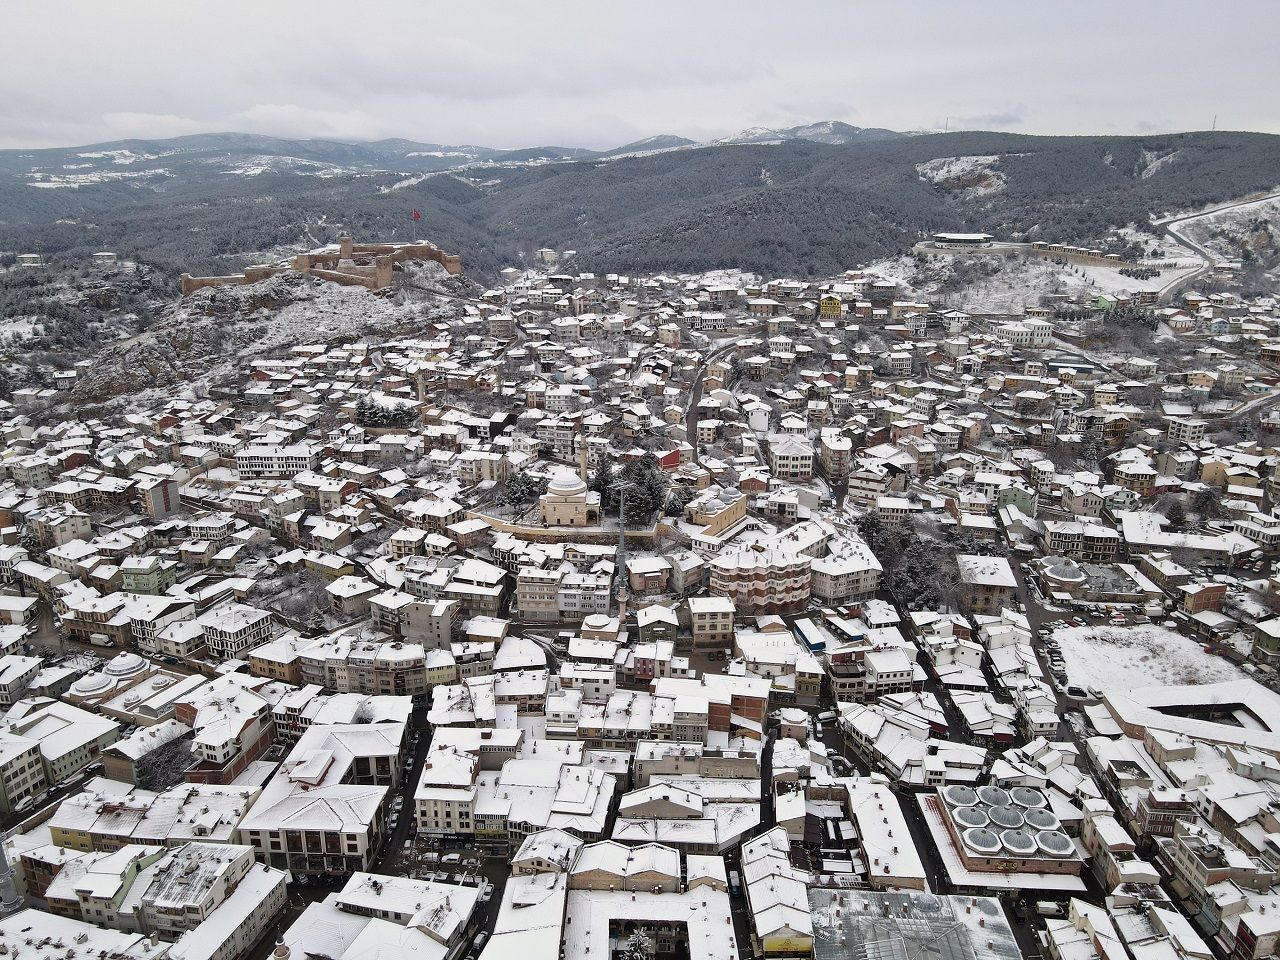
1,130 -> 1278,280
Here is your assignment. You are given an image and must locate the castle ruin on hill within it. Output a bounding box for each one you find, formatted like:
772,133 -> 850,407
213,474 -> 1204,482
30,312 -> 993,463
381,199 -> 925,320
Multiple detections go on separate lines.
180,235 -> 461,296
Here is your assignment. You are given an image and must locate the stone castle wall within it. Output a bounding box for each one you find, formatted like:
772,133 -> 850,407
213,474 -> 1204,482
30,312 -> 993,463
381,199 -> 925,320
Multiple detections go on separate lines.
180,236 -> 460,296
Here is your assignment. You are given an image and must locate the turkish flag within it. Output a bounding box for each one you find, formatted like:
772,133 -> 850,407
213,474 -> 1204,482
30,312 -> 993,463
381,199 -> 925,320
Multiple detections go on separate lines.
411,208 -> 421,222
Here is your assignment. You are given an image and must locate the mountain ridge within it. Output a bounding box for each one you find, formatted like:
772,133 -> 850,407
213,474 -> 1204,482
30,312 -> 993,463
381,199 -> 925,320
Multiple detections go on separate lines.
2,129 -> 1278,282
0,122 -> 903,177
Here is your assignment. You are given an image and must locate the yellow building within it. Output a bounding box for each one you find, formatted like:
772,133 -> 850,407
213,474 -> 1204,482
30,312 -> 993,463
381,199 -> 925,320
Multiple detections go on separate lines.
539,472 -> 600,527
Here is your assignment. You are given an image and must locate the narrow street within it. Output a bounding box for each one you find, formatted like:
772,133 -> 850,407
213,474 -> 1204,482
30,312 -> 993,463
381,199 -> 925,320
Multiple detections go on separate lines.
684,334 -> 755,468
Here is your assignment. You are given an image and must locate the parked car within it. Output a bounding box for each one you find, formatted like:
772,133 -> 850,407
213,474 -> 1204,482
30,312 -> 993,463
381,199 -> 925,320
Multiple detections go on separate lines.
728,870 -> 743,896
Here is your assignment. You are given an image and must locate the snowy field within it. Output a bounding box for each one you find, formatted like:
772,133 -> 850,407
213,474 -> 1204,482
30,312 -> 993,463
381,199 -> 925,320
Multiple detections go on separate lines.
1051,624 -> 1245,690
881,250 -> 1199,313
916,154 -> 1007,198
1182,195 -> 1280,261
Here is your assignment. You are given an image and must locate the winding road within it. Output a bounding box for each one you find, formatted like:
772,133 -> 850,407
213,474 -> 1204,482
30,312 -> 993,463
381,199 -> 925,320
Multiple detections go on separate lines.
1152,189 -> 1280,302
684,334 -> 755,467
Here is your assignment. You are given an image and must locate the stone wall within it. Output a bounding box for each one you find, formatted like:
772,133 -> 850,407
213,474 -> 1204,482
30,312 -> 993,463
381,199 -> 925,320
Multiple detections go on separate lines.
181,236 -> 460,296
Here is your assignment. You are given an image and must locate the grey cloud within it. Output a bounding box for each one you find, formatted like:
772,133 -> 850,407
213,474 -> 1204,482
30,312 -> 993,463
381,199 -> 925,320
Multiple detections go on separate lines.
1,0 -> 1278,150
951,108 -> 1028,131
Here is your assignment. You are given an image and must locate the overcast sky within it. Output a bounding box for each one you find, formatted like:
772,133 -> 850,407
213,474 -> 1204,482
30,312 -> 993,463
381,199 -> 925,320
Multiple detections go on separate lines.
3,1 -> 1278,150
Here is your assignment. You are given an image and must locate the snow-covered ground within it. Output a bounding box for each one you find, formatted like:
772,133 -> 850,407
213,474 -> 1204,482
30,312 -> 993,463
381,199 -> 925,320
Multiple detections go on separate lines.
1051,624 -> 1245,691
1110,225 -> 1192,262
1137,148 -> 1181,179
75,149 -> 165,164
0,316 -> 42,338
916,155 -> 1006,198
1180,195 -> 1280,262
27,167 -> 172,189
218,155 -> 361,179
380,172 -> 438,193
74,264 -> 463,411
880,250 -> 1200,313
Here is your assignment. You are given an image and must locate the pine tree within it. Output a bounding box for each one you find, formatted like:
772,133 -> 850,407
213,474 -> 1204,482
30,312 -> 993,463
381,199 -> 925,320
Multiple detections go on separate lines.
504,473 -> 548,507
624,932 -> 654,960
590,457 -> 616,514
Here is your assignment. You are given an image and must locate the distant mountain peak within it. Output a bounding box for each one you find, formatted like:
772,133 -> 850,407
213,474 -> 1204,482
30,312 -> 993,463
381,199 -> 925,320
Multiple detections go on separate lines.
714,121 -> 903,146
599,134 -> 696,158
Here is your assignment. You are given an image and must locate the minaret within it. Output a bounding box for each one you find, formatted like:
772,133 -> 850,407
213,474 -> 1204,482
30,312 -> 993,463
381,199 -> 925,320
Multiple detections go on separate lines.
0,837 -> 21,918
578,435 -> 590,483
614,481 -> 632,624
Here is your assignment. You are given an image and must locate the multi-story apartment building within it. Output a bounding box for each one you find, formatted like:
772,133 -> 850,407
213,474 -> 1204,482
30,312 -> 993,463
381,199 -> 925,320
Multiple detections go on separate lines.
956,555 -> 1017,616
237,723 -> 402,876
818,432 -> 852,483
0,733 -> 48,814
234,443 -> 320,479
517,568 -> 563,622
709,547 -> 811,614
688,596 -> 735,649
120,555 -> 177,595
3,699 -> 118,785
768,434 -> 815,481
0,654 -> 42,709
188,511 -> 236,543
810,535 -> 882,604
558,573 -> 612,620
415,743 -> 480,838
198,603 -> 274,660
399,597 -> 460,649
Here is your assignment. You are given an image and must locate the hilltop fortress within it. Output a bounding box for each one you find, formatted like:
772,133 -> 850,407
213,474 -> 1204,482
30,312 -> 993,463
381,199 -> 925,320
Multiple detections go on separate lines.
180,235 -> 461,296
